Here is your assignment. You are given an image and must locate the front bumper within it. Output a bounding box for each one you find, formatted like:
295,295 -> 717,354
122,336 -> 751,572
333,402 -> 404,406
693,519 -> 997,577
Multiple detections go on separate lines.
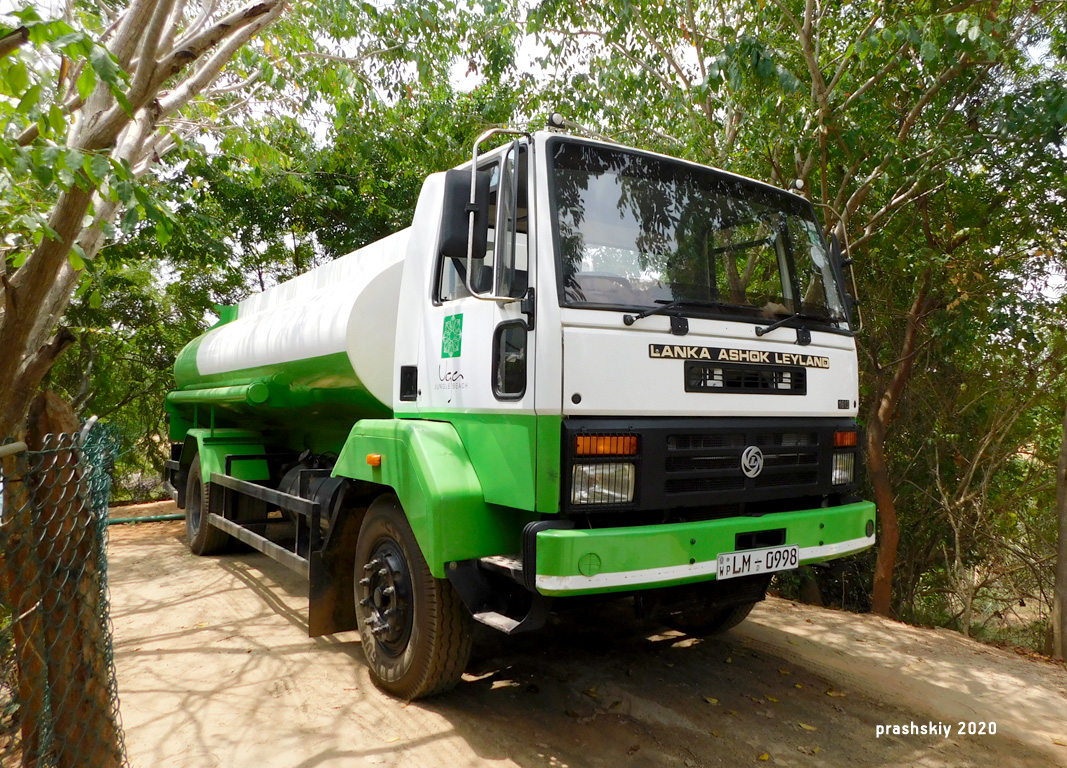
534,500 -> 875,595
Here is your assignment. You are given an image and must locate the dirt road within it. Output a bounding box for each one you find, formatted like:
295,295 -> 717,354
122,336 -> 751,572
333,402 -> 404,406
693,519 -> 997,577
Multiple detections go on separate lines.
107,514 -> 1067,768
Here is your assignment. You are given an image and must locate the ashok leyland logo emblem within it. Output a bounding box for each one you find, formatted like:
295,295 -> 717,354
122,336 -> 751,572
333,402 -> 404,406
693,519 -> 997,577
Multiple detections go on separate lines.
441,314 -> 463,358
741,446 -> 764,478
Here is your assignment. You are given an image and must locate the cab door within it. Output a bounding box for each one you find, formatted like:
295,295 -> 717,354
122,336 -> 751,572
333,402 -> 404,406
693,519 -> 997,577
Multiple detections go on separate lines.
419,140 -> 538,510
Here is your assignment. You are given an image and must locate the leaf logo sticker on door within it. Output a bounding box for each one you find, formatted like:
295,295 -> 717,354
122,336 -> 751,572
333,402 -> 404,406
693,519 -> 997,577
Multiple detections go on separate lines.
441,314 -> 463,358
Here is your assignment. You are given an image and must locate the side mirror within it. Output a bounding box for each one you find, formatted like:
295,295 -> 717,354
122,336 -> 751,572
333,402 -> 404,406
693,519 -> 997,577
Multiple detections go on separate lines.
830,233 -> 862,332
440,168 -> 491,262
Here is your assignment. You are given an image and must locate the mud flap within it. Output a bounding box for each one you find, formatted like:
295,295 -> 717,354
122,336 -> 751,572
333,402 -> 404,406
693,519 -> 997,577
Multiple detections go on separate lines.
309,510 -> 361,637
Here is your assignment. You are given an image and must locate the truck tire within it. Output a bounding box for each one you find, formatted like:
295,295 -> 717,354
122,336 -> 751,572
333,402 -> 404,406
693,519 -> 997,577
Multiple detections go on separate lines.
185,455 -> 232,556
354,494 -> 472,700
668,601 -> 756,636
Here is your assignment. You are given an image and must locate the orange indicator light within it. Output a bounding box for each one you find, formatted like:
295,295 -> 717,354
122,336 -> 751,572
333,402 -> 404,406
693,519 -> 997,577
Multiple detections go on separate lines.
575,434 -> 638,456
833,431 -> 858,448
366,454 -> 382,467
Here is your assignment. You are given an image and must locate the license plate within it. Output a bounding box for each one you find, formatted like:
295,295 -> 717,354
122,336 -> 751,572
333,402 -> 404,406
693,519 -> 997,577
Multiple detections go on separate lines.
717,545 -> 799,580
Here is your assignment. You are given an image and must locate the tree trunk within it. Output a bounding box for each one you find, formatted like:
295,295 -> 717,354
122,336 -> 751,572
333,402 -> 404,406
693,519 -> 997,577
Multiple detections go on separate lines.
0,185 -> 93,440
868,414 -> 897,616
869,271 -> 932,616
1053,401 -> 1067,660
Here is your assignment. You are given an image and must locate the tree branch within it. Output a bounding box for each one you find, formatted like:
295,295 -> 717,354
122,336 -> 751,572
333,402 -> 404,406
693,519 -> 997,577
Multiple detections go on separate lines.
109,0 -> 157,69
158,2 -> 284,119
840,43 -> 908,112
171,0 -> 219,53
203,67 -> 262,96
765,0 -> 802,34
897,53 -> 968,144
294,44 -> 407,67
158,0 -> 190,57
82,0 -> 283,150
127,0 -> 177,106
826,12 -> 881,94
0,25 -> 29,58
633,13 -> 690,90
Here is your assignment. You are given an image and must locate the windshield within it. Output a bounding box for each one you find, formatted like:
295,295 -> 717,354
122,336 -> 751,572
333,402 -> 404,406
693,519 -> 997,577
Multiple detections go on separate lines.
548,140 -> 849,327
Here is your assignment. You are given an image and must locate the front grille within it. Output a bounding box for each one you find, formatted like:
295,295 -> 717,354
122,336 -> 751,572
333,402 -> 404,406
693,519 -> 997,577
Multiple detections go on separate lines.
668,434 -> 746,450
685,361 -> 806,395
665,429 -> 822,498
754,470 -> 818,488
666,455 -> 736,472
756,432 -> 817,447
762,451 -> 818,468
664,476 -> 746,494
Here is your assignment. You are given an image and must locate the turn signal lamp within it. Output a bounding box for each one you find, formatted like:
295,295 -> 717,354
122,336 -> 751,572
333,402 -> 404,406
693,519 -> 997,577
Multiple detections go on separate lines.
366,454 -> 382,467
833,430 -> 858,448
575,434 -> 638,456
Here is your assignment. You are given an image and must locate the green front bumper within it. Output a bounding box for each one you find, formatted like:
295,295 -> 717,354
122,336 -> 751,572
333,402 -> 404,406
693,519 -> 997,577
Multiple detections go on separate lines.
534,501 -> 876,596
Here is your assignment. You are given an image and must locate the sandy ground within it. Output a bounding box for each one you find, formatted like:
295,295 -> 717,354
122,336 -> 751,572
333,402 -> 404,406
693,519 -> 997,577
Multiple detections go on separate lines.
107,505 -> 1067,768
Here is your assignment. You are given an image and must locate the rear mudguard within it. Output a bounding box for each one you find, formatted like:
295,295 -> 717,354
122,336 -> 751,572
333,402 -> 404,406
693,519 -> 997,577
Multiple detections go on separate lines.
177,428 -> 270,484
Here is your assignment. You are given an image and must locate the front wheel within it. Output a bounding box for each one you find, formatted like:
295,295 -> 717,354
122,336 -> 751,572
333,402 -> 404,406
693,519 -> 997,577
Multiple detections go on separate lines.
354,495 -> 472,699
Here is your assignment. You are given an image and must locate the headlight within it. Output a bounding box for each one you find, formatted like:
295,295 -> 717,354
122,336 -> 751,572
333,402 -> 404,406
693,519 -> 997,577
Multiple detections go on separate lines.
571,462 -> 635,505
832,452 -> 855,486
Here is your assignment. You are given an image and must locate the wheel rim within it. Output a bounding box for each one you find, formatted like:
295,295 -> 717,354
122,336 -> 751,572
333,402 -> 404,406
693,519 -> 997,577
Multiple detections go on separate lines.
357,538 -> 413,657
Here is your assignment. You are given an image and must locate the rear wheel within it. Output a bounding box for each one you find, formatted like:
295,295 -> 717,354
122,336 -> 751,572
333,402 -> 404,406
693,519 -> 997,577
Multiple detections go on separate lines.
668,601 -> 756,636
354,495 -> 472,699
185,455 -> 231,555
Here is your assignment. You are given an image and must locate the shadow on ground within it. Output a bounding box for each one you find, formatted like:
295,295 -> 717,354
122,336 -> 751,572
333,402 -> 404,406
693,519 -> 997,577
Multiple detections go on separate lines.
107,521 -> 1059,768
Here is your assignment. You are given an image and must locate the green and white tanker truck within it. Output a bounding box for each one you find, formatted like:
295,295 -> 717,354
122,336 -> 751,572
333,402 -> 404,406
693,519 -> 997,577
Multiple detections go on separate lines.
165,123 -> 875,699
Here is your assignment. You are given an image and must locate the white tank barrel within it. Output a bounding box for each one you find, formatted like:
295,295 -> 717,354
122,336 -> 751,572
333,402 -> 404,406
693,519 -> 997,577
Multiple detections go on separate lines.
170,230 -> 408,435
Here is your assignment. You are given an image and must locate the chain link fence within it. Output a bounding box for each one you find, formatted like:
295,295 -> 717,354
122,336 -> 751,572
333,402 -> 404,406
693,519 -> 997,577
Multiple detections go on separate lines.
0,425 -> 128,768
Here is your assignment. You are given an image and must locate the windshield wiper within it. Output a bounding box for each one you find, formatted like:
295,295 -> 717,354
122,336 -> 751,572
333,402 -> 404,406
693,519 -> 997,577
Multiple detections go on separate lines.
755,311 -> 822,345
622,298 -> 726,326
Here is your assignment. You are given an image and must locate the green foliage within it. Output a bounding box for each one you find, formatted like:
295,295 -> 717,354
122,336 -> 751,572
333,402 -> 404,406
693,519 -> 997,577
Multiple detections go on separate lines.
49,257 -> 219,501
5,0 -> 522,495
0,3 -> 182,274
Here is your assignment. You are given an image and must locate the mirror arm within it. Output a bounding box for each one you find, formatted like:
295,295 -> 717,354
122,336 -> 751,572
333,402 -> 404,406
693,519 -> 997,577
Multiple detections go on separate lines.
464,127 -> 530,303
824,214 -> 863,334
